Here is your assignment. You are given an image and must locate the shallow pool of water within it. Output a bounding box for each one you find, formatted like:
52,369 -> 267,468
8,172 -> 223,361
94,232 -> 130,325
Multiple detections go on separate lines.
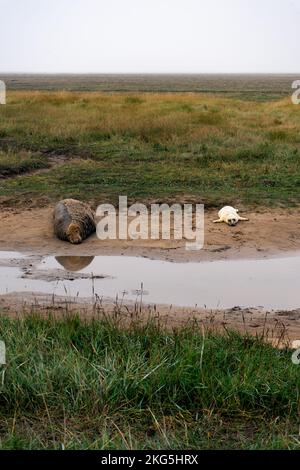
0,252 -> 299,309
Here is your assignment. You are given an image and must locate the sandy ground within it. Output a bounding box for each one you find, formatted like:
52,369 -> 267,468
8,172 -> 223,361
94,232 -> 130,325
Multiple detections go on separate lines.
0,205 -> 300,261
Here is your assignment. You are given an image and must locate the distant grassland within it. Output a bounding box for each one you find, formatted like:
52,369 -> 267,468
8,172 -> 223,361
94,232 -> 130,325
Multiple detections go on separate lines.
0,313 -> 299,450
0,90 -> 299,208
2,74 -> 299,100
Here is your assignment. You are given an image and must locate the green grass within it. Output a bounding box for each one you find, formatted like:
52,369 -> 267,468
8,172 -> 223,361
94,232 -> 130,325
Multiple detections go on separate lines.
0,91 -> 299,208
0,313 -> 299,449
0,150 -> 49,178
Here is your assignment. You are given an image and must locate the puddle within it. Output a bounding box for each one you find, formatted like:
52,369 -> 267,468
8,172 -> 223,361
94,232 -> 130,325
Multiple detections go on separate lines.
0,251 -> 27,260
0,252 -> 299,309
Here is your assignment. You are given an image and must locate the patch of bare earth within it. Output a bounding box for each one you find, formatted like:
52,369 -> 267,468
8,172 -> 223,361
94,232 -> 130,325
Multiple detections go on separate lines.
0,148 -> 71,180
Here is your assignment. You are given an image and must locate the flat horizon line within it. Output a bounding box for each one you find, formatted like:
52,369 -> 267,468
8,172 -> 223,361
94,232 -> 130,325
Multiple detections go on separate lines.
1,72 -> 300,76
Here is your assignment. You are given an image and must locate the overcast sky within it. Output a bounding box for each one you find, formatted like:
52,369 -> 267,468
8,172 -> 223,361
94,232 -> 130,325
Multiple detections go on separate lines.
0,0 -> 299,73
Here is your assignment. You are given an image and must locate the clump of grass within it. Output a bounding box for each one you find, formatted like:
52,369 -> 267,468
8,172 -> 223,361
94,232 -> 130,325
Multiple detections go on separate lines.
267,130 -> 289,142
0,150 -> 49,177
0,313 -> 299,449
124,96 -> 144,105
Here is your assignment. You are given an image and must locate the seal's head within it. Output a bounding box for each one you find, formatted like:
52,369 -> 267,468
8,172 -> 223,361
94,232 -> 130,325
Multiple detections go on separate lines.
226,216 -> 238,226
67,223 -> 82,244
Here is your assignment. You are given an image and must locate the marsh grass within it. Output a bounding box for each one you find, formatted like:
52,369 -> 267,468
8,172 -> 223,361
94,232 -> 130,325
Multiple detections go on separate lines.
0,310 -> 299,450
0,150 -> 49,178
0,92 -> 299,207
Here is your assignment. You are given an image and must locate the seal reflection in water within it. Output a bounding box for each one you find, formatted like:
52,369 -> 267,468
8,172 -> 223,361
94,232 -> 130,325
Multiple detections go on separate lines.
55,256 -> 95,272
53,199 -> 96,244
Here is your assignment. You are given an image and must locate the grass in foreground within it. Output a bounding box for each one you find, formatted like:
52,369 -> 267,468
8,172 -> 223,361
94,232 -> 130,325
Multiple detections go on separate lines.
0,313 -> 299,450
0,92 -> 299,208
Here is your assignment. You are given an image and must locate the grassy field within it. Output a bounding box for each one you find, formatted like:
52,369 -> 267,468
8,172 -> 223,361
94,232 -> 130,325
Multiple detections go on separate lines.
0,82 -> 299,451
0,312 -> 299,450
0,90 -> 299,208
2,74 -> 298,99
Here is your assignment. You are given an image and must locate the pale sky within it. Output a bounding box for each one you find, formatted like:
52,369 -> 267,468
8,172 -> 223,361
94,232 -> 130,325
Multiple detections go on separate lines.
0,0 -> 299,73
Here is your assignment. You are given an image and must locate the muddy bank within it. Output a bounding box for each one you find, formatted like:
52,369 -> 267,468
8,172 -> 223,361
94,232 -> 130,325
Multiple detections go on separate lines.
0,206 -> 300,261
0,291 -> 299,348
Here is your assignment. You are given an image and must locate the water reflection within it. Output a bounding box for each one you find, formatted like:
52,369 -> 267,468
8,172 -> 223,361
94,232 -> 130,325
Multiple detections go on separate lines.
55,256 -> 95,272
